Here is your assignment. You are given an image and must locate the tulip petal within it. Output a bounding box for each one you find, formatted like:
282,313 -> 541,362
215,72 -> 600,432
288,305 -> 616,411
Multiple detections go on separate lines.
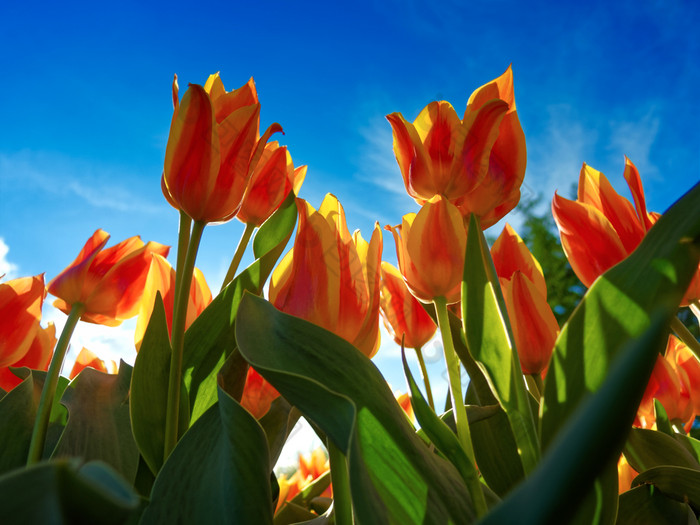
491,224 -> 547,298
623,157 -> 655,232
0,275 -> 46,367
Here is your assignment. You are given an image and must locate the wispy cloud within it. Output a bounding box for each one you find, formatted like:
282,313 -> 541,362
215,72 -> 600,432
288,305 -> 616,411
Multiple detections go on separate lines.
0,150 -> 163,215
0,238 -> 19,280
606,109 -> 660,181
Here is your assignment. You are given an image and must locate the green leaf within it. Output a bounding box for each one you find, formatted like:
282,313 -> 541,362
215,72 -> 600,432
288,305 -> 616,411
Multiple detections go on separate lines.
632,466 -> 700,513
401,347 -> 479,493
462,214 -> 539,475
478,311 -> 671,525
674,433 -> 700,465
140,385 -> 273,524
183,192 -> 297,424
236,294 -> 475,524
130,293 -> 188,475
0,460 -> 139,525
259,398 -> 301,469
653,399 -> 673,435
617,485 -> 698,525
624,428 -> 700,472
53,363 -> 140,484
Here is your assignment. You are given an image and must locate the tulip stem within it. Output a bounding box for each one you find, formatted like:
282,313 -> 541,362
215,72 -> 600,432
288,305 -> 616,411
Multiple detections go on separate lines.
164,220 -> 206,462
327,439 -> 353,525
526,374 -> 543,399
434,296 -> 487,517
414,345 -> 435,411
671,316 -> 700,361
221,222 -> 256,292
174,211 -> 192,301
27,303 -> 84,465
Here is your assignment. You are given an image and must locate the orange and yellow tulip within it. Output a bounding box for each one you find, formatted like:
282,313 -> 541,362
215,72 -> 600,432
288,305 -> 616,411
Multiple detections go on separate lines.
552,158 -> 659,288
236,141 -> 306,227
48,230 -> 169,326
162,73 -> 282,223
275,448 -> 332,513
379,261 -> 437,349
0,275 -> 46,368
240,367 -> 280,419
386,196 -> 466,305
0,322 -> 56,392
491,224 -> 559,375
269,194 -> 382,358
387,66 -> 526,228
134,254 -> 212,350
69,347 -> 118,379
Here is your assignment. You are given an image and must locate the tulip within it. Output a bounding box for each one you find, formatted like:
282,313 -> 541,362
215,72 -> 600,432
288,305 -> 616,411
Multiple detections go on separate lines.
396,392 -> 415,423
69,347 -> 117,380
48,230 -> 169,326
236,141 -> 307,227
379,262 -> 437,349
0,323 -> 56,392
240,367 -> 280,419
269,194 -> 382,358
387,66 -> 526,228
275,448 -> 332,513
491,224 -> 559,375
617,455 -> 638,494
385,195 -> 466,305
162,73 -> 282,224
134,254 -> 212,350
0,275 -> 46,368
552,158 -> 660,288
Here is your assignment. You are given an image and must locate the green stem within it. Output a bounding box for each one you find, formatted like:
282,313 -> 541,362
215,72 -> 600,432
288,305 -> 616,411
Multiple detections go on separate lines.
27,303 -> 84,465
414,345 -> 435,411
327,439 -> 353,525
164,220 -> 206,461
525,375 -> 541,399
434,296 -> 487,517
220,222 -> 256,292
671,316 -> 700,361
174,211 -> 192,302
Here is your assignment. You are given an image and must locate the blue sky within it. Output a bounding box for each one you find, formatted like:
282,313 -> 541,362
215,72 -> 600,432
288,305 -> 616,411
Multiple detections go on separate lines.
1,1 -> 699,451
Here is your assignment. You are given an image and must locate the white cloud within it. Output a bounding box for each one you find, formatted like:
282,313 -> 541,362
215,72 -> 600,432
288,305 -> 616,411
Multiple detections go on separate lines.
606,109 -> 660,181
0,238 -> 19,280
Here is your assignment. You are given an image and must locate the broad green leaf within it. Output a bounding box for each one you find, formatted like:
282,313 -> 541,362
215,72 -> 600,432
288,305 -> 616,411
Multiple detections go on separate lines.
541,181 -> 700,448
183,192 -> 297,424
617,485 -> 698,525
401,347 -> 479,492
129,293 -> 188,475
479,312 -> 670,525
632,465 -> 700,513
624,428 -> 700,472
236,294 -> 475,524
462,214 -> 539,475
140,385 -> 273,524
0,460 -> 139,524
259,398 -> 301,469
53,363 -> 140,484
675,433 -> 700,465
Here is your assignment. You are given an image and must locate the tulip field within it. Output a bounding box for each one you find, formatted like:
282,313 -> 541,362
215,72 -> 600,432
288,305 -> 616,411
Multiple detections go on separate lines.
2,65 -> 700,524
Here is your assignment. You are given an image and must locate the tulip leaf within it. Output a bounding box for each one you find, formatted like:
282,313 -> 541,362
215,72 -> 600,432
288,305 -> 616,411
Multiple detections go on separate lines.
0,459 -> 139,524
401,347 -> 479,491
236,294 -> 475,524
129,293 -> 188,475
624,428 -> 700,472
52,363 -> 140,484
183,191 -> 297,424
259,397 -> 301,469
617,485 -> 698,525
653,399 -> 674,436
541,181 -> 700,447
675,433 -> 700,465
632,465 -> 700,512
478,311 -> 670,524
462,214 -> 539,474
140,385 -> 273,524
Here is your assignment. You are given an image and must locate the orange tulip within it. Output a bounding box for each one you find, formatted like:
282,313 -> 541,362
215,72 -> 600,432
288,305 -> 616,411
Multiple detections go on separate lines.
0,322 -> 56,392
396,392 -> 415,423
667,336 -> 700,417
617,455 -> 638,494
69,347 -> 117,379
236,141 -> 306,227
387,66 -> 526,228
491,224 -> 559,375
240,367 -> 280,419
379,262 -> 437,349
552,158 -> 660,288
0,275 -> 46,368
386,195 -> 466,304
162,73 -> 282,223
134,254 -> 212,350
275,448 -> 332,512
269,194 -> 383,358
48,230 -> 169,326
